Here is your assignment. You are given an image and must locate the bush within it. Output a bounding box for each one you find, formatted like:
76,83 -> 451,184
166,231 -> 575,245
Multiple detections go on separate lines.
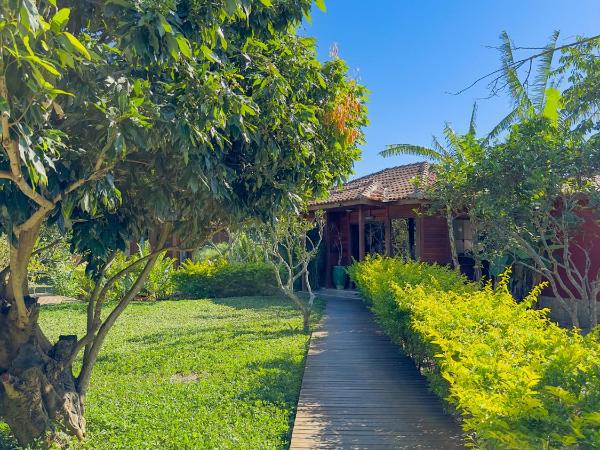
49,261 -> 93,298
348,256 -> 600,449
106,243 -> 176,301
173,259 -> 279,298
48,243 -> 176,301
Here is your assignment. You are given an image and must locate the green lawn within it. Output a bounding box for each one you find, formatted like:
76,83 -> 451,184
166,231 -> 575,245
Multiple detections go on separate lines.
0,296 -> 321,449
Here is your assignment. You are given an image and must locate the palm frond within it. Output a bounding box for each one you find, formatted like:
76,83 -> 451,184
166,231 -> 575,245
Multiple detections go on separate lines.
487,108 -> 519,142
499,31 -> 515,69
468,102 -> 478,136
443,123 -> 462,154
499,31 -> 533,115
532,30 -> 559,111
380,144 -> 444,161
431,136 -> 446,154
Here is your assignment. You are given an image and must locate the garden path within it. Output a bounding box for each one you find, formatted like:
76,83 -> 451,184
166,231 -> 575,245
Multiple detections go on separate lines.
289,290 -> 465,449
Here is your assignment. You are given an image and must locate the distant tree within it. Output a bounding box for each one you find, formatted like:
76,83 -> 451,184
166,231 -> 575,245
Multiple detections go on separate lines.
477,115 -> 600,328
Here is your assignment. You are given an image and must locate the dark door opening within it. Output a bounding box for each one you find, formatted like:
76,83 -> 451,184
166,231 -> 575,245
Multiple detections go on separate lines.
392,218 -> 417,260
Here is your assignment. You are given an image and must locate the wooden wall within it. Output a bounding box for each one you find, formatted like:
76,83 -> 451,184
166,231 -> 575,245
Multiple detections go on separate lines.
323,204 -> 453,287
419,216 -> 452,265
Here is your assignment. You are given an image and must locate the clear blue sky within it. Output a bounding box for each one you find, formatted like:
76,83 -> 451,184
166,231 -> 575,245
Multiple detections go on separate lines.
301,1 -> 600,178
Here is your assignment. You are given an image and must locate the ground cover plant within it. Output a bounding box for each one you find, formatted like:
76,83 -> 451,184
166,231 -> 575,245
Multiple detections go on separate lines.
348,256 -> 600,449
0,295 -> 321,449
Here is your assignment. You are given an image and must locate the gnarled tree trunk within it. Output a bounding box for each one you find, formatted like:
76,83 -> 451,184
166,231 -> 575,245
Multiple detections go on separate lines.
0,310 -> 86,446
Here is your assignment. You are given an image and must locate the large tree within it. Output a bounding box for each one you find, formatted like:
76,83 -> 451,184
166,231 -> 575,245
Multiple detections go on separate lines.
0,0 -> 367,445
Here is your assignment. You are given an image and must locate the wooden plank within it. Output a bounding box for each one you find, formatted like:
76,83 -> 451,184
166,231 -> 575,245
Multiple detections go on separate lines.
289,292 -> 465,450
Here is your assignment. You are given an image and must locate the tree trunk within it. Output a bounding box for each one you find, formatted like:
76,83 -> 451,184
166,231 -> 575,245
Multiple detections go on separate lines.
0,302 -> 86,447
302,309 -> 310,334
588,297 -> 598,329
445,208 -> 459,270
1,222 -> 86,446
565,302 -> 580,329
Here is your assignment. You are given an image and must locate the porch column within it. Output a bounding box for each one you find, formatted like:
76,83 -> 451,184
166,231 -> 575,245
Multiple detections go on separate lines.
324,211 -> 333,288
358,206 -> 365,261
345,210 -> 352,264
384,208 -> 392,256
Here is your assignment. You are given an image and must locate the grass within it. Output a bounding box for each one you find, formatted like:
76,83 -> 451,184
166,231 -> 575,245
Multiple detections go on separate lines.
0,296 -> 323,449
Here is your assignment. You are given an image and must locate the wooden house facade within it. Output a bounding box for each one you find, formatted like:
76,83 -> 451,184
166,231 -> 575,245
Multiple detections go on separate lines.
309,162 -> 457,288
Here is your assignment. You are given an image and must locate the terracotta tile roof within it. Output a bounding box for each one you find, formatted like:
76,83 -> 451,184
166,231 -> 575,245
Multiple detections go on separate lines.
311,162 -> 431,208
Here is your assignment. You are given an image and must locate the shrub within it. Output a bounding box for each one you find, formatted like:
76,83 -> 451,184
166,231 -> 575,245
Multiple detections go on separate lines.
106,243 -> 176,301
48,243 -> 176,301
348,256 -> 600,449
173,259 -> 278,298
49,261 -> 93,298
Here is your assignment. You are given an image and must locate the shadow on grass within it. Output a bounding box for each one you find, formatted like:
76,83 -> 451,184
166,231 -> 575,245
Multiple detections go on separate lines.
124,324 -> 303,349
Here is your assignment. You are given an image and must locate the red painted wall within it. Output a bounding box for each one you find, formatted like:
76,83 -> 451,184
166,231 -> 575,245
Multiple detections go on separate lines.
542,208 -> 600,301
420,216 -> 452,265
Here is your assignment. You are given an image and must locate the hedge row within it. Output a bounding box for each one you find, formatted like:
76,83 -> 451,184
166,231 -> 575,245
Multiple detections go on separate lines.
173,260 -> 279,298
347,256 -> 600,449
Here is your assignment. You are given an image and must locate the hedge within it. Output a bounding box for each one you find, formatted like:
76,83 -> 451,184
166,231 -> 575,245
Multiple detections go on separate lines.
348,256 -> 600,449
173,259 -> 279,298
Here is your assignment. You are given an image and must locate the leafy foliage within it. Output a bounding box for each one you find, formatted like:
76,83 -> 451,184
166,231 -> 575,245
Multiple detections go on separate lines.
173,259 -> 278,298
349,256 -> 600,449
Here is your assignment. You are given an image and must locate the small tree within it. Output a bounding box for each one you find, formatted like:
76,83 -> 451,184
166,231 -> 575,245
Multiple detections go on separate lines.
261,213 -> 324,333
381,104 -> 485,276
477,116 -> 600,328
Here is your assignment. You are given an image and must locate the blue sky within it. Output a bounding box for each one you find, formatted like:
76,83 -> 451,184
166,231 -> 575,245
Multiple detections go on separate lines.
301,1 -> 600,178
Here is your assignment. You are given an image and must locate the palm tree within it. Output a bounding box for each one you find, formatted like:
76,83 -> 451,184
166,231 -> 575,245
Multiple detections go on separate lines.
380,104 -> 484,275
487,30 -> 561,140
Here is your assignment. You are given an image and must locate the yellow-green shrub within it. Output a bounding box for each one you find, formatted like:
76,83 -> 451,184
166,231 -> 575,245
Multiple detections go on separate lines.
348,256 -> 600,449
173,259 -> 278,298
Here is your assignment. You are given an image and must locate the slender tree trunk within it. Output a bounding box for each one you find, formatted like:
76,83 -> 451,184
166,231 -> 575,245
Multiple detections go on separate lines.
445,208 -> 459,269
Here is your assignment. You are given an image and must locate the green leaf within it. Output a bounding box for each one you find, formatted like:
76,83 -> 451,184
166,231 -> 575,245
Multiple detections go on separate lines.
176,35 -> 192,59
216,27 -> 227,50
200,44 -> 221,64
25,55 -> 61,76
50,8 -> 71,31
259,0 -> 272,5
20,0 -> 40,33
63,32 -> 91,60
542,87 -> 562,126
315,0 -> 326,12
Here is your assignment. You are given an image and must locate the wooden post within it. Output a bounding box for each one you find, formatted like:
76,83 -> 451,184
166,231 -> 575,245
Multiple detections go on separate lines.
358,206 -> 365,261
384,207 -> 392,256
345,210 -> 352,264
324,211 -> 332,288
416,217 -> 424,261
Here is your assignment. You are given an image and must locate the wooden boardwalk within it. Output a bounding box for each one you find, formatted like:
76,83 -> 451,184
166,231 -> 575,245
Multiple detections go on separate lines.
290,290 -> 465,449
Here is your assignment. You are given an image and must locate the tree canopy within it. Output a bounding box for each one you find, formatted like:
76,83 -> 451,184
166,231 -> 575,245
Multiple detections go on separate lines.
0,0 -> 367,445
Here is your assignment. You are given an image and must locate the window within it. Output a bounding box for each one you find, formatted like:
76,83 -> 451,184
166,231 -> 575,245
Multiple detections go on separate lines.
453,219 -> 473,255
391,218 -> 417,260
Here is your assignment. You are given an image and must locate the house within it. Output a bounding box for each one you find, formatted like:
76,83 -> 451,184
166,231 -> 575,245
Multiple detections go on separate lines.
310,162 -> 600,328
308,162 -> 462,288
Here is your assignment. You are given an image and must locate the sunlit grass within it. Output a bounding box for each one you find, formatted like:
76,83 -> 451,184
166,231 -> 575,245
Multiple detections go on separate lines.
0,296 -> 322,449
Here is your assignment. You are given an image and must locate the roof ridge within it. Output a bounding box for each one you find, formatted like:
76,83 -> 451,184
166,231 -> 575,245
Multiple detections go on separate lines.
347,161 -> 429,185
